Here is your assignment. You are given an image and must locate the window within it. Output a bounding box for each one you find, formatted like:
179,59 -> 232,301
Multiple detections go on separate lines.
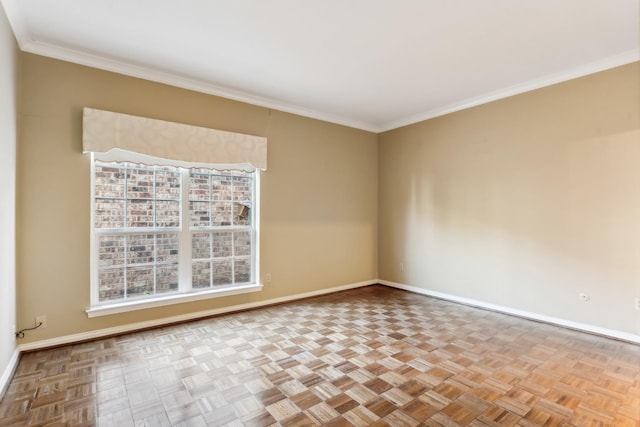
83,108 -> 266,316
91,159 -> 259,310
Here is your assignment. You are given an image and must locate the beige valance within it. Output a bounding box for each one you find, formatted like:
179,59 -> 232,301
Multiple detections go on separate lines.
82,108 -> 267,170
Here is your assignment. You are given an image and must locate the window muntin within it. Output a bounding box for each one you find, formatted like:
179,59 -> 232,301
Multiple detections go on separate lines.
92,160 -> 256,305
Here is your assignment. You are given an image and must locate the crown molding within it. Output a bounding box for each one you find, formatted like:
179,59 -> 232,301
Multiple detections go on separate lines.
24,39 -> 638,134
19,39 -> 380,133
1,0 -> 378,131
378,50 -> 640,132
0,0 -> 27,45
2,0 -> 638,134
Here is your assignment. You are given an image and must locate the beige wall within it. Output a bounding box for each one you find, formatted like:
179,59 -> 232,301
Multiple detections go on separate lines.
17,53 -> 378,343
13,49 -> 640,345
0,4 -> 19,391
379,62 -> 640,335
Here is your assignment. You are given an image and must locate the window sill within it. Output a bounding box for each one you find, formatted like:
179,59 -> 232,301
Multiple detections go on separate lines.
85,283 -> 263,318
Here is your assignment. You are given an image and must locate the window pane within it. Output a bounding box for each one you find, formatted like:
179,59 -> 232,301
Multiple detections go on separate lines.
233,173 -> 252,226
189,201 -> 210,227
155,169 -> 180,200
192,261 -> 211,289
192,232 -> 211,260
99,269 -> 124,301
95,200 -> 124,229
127,234 -> 155,265
127,167 -> 154,199
126,266 -> 154,297
233,175 -> 252,202
212,259 -> 232,285
212,175 -> 233,201
188,170 -> 254,228
98,235 -> 125,268
156,265 -> 179,294
127,200 -> 154,228
234,258 -> 250,283
189,172 -> 210,201
212,203 -> 232,226
156,201 -> 180,228
234,231 -> 251,257
212,231 -> 232,258
95,164 -> 125,198
156,233 -> 179,264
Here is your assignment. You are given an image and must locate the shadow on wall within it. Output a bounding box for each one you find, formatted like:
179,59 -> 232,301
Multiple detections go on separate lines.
390,116 -> 640,332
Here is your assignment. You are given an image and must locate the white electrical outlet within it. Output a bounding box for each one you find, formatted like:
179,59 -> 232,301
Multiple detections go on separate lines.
578,293 -> 590,302
265,273 -> 271,283
634,297 -> 640,311
35,315 -> 47,329
400,263 -> 404,271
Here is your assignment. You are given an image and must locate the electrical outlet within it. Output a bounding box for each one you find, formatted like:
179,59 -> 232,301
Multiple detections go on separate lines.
634,297 -> 640,311
265,273 -> 271,283
400,263 -> 404,271
578,293 -> 590,302
35,315 -> 47,329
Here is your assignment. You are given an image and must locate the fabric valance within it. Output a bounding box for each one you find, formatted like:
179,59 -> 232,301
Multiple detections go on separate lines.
82,108 -> 267,170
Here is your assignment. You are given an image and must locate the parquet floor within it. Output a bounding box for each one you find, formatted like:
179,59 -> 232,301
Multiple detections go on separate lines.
1,285 -> 638,426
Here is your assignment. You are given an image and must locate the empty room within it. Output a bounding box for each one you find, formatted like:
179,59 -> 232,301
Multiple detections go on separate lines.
0,1 -> 638,426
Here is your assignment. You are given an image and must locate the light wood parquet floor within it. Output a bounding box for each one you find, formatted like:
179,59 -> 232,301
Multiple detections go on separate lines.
1,285 -> 638,426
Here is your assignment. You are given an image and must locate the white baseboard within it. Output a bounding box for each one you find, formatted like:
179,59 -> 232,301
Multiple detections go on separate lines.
379,280 -> 640,344
0,347 -> 20,401
11,278 -> 637,374
18,280 -> 377,352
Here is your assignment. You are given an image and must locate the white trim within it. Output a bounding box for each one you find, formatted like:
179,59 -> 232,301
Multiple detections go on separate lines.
86,283 -> 264,318
0,348 -> 20,400
19,40 -> 378,133
0,0 -> 637,133
178,169 -> 191,293
253,171 -> 261,285
379,280 -> 640,344
12,278 -> 638,356
89,154 -> 98,305
21,280 -> 376,351
15,41 -> 640,134
0,0 -> 28,48
378,50 -> 640,132
94,149 -> 258,173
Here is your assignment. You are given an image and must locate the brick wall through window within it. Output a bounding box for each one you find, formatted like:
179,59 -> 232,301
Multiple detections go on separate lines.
93,161 -> 255,304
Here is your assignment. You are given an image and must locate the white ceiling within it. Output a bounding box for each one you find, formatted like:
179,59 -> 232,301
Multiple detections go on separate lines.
2,0 -> 638,132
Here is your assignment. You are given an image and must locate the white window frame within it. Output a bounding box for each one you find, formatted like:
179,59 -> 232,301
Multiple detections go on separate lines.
86,154 -> 262,318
